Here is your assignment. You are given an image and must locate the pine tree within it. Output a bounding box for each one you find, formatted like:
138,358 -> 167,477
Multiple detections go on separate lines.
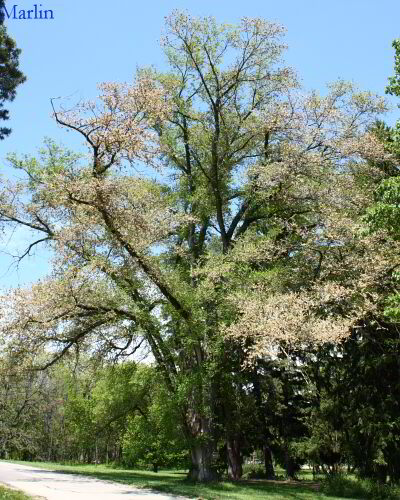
0,0 -> 26,139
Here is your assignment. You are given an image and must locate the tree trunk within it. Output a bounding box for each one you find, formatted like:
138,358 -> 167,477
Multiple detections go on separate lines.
284,447 -> 297,479
189,443 -> 218,481
227,437 -> 242,480
252,368 -> 275,479
185,368 -> 218,482
263,444 -> 275,479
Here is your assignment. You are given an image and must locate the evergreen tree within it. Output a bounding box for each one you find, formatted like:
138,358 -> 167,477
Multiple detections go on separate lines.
0,0 -> 26,139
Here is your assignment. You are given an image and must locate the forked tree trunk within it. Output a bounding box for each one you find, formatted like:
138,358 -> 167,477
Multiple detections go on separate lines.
184,343 -> 220,482
227,437 -> 242,480
189,442 -> 218,481
186,404 -> 218,482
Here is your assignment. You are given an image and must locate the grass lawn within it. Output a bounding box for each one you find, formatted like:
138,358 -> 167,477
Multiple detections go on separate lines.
1,461 -> 356,500
0,485 -> 33,500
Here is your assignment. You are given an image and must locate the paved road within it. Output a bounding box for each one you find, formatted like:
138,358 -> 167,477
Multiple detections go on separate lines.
0,461 -> 187,499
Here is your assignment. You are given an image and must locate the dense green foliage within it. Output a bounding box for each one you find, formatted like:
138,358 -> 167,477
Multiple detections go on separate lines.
0,360 -> 188,470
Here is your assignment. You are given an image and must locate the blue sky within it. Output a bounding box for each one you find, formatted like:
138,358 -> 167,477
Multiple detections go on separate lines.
0,0 -> 399,289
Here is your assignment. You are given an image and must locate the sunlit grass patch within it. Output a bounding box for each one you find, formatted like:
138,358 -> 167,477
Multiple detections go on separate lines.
0,485 -> 32,500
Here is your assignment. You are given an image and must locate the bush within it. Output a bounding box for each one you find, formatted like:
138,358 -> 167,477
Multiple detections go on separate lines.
241,464 -> 266,479
320,474 -> 400,499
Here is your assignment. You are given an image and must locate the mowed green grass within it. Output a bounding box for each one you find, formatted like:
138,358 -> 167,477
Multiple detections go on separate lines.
0,485 -> 32,500
2,461 -> 350,500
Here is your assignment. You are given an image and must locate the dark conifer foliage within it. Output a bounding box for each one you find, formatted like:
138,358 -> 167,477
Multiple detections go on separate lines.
0,0 -> 26,139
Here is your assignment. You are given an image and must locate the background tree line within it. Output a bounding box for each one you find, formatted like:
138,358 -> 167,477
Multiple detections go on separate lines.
0,322 -> 399,484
